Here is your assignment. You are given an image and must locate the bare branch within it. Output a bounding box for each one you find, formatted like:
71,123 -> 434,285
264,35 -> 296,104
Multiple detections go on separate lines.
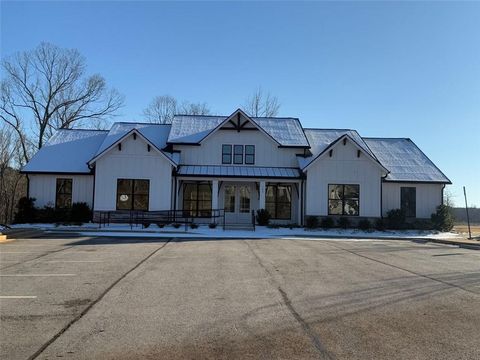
243,87 -> 280,117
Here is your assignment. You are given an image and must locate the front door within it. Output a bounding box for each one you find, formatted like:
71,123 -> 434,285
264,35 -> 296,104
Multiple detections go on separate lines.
224,183 -> 253,224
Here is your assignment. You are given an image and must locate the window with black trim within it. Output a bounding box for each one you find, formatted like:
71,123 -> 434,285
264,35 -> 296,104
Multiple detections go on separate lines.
233,145 -> 243,164
328,184 -> 359,216
183,182 -> 212,217
222,145 -> 232,164
266,184 -> 291,220
116,179 -> 149,211
56,178 -> 72,209
245,145 -> 255,165
401,187 -> 416,217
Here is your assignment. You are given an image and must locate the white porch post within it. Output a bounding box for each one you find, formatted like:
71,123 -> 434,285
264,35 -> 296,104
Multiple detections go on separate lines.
259,181 -> 266,209
212,180 -> 219,214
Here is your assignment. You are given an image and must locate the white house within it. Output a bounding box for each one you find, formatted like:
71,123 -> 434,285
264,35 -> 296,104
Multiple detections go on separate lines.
22,108 -> 451,226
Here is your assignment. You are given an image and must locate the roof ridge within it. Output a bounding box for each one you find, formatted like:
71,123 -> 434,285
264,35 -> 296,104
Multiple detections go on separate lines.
112,121 -> 172,126
58,128 -> 109,132
304,128 -> 354,131
363,137 -> 409,140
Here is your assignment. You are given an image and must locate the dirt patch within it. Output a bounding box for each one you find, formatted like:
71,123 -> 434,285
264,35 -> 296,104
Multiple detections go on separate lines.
453,225 -> 480,240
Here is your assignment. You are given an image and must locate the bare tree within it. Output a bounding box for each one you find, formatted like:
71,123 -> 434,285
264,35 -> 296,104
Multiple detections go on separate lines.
243,87 -> 280,117
142,95 -> 210,123
1,42 -> 124,159
143,95 -> 177,124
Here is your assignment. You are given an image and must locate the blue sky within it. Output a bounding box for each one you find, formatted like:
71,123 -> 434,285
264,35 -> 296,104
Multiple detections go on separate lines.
2,1 -> 479,206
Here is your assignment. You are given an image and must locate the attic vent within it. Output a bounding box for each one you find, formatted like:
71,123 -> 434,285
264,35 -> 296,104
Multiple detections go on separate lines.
343,138 -> 347,145
329,149 -> 333,157
118,143 -> 122,151
147,144 -> 151,152
357,150 -> 361,158
133,133 -> 137,140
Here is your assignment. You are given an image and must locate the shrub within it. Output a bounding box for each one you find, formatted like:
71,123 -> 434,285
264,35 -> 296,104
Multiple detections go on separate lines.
190,223 -> 199,229
337,217 -> 350,229
143,222 -> 150,229
36,205 -> 57,223
305,216 -> 319,229
14,197 -> 37,223
412,220 -> 434,231
256,209 -> 271,226
374,218 -> 386,231
156,222 -> 165,228
431,205 -> 454,232
173,223 -> 181,229
386,209 -> 406,230
320,217 -> 335,229
70,202 -> 92,223
358,219 -> 371,231
208,223 -> 217,229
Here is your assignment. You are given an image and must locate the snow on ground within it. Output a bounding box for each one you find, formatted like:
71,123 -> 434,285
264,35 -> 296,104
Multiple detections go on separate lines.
9,222 -> 461,240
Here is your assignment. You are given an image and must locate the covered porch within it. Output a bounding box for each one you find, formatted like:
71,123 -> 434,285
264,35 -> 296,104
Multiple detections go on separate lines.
174,165 -> 304,226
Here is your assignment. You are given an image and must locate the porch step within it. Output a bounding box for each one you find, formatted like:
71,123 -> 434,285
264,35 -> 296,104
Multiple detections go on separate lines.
224,224 -> 255,231
1,228 -> 44,240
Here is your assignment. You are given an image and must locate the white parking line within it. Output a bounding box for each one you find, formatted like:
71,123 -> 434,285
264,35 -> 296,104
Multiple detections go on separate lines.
0,296 -> 37,299
0,251 -> 41,254
0,274 -> 76,277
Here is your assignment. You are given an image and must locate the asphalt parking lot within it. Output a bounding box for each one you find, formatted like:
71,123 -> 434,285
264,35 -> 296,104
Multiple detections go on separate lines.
1,234 -> 480,360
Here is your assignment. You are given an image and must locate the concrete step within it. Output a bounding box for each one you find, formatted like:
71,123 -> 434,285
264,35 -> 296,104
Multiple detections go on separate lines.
1,228 -> 44,240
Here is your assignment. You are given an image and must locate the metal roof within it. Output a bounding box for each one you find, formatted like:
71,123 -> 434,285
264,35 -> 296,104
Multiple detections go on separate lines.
364,138 -> 451,183
168,113 -> 309,147
177,165 -> 302,179
22,129 -> 108,173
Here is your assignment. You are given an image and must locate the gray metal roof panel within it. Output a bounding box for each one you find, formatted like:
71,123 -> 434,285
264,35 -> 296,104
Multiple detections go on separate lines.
177,165 -> 301,178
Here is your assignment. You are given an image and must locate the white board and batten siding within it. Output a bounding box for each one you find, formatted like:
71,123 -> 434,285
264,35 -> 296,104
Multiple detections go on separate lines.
28,174 -> 94,208
93,133 -> 173,211
382,182 -> 443,219
305,140 -> 384,217
176,129 -> 302,168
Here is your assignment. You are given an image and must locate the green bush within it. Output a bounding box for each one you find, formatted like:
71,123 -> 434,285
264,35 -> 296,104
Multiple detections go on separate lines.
208,223 -> 217,229
358,219 -> 371,231
386,209 -> 406,230
374,218 -> 386,231
143,222 -> 150,228
70,202 -> 92,223
337,217 -> 350,229
173,223 -> 181,229
256,209 -> 271,226
14,197 -> 37,223
431,205 -> 454,232
320,217 -> 335,229
156,222 -> 165,228
412,220 -> 434,231
305,216 -> 319,229
190,223 -> 199,229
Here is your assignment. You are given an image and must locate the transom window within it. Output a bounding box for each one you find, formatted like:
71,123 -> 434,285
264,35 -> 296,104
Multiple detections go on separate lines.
222,145 -> 255,165
116,179 -> 149,211
222,145 -> 232,164
233,145 -> 243,164
328,184 -> 359,216
56,178 -> 72,209
183,182 -> 212,217
401,187 -> 416,217
266,184 -> 292,220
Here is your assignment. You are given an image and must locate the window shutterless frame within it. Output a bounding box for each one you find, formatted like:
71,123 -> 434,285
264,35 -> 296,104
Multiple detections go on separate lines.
401,187 -> 416,217
245,145 -> 255,165
116,179 -> 150,211
233,145 -> 243,164
327,184 -> 360,216
222,144 -> 232,164
55,178 -> 73,209
265,184 -> 292,220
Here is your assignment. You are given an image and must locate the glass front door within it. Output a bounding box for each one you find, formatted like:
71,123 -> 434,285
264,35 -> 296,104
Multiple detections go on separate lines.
224,183 -> 252,224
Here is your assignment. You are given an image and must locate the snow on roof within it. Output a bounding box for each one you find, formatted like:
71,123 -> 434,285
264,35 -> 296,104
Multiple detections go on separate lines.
251,117 -> 309,147
22,129 -> 108,173
298,129 -> 375,169
168,114 -> 309,147
364,138 -> 451,183
177,165 -> 301,178
168,116 -> 226,143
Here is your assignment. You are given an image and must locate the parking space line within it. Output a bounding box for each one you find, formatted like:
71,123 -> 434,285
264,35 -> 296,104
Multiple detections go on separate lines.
0,296 -> 37,299
46,260 -> 101,263
0,274 -> 76,277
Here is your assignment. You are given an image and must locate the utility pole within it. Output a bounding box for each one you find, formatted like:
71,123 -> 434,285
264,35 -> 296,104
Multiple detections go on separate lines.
463,186 -> 472,240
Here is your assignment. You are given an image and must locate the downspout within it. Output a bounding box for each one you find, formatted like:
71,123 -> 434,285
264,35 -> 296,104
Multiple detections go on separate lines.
380,173 -> 388,219
441,184 -> 445,205
92,167 -> 96,213
26,174 -> 30,199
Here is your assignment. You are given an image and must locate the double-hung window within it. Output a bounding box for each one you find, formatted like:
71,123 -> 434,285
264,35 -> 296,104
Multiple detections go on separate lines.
56,178 -> 72,209
245,145 -> 255,165
222,145 -> 232,164
328,184 -> 360,216
116,179 -> 150,211
233,145 -> 243,164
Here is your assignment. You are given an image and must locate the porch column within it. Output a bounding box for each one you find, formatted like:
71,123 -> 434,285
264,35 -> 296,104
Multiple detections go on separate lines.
259,180 -> 266,209
212,180 -> 219,214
